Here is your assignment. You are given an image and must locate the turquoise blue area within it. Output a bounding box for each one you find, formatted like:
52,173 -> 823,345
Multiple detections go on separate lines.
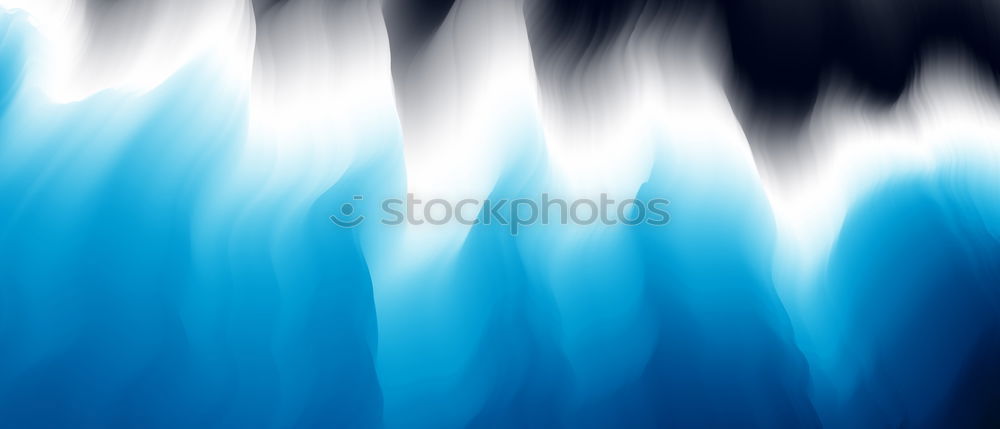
1,10 -> 999,428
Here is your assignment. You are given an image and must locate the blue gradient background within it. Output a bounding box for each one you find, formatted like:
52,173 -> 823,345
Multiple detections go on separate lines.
2,10 -> 1000,428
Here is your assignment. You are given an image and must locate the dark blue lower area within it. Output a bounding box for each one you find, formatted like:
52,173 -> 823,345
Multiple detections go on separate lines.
1,9 -> 999,429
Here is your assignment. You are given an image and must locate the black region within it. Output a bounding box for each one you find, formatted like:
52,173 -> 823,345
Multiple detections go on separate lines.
384,0 -> 1000,150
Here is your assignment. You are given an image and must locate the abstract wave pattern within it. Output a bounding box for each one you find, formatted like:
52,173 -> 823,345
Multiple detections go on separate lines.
1,1 -> 999,427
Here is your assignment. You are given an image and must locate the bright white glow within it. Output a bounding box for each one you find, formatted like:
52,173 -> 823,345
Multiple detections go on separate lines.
4,1 -> 999,292
768,53 -> 1000,296
1,0 -> 254,103
247,0 -> 398,196
388,0 -> 542,265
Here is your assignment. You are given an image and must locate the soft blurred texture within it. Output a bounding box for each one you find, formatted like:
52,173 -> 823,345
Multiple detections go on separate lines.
0,1 -> 999,427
